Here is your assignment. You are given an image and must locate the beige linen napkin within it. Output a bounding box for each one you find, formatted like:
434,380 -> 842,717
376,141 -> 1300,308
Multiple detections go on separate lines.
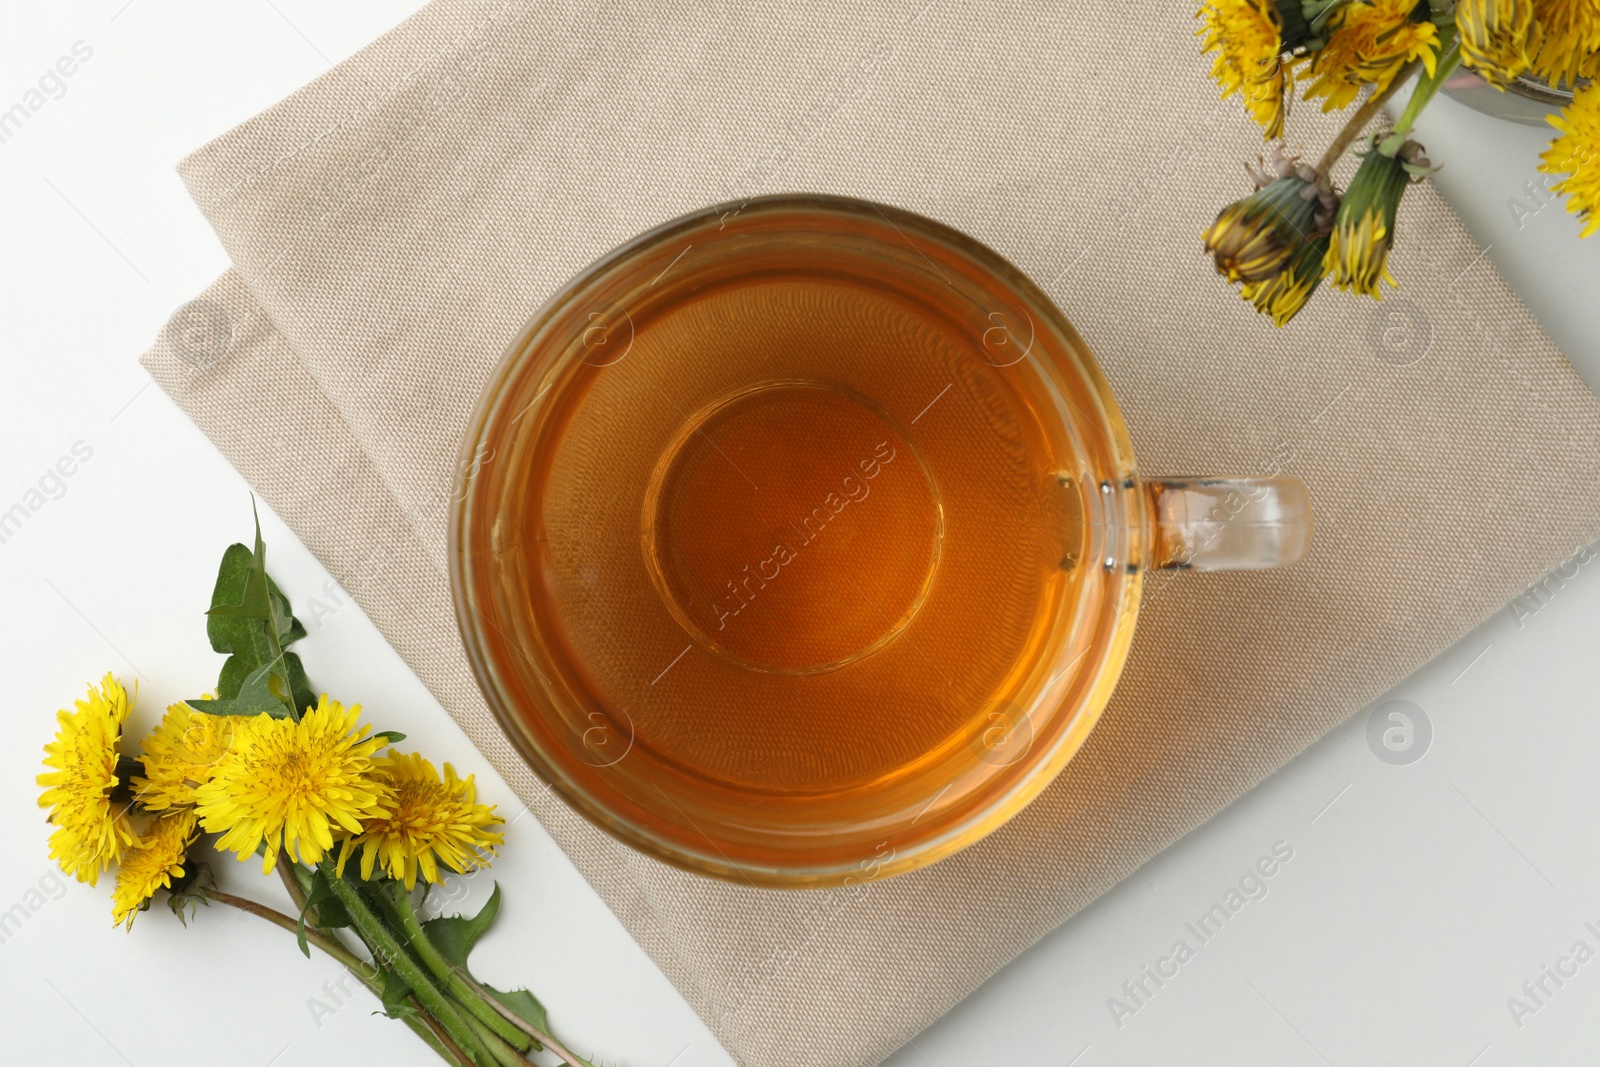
141,1 -> 1600,1064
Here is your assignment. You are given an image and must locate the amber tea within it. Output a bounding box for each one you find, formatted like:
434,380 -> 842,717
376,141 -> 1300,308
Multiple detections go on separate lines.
452,196 -> 1309,885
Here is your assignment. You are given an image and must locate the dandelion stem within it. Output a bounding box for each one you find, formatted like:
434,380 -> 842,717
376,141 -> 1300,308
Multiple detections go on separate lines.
460,1013 -> 533,1067
409,998 -> 477,1067
207,888 -> 468,1067
382,883 -> 536,1053
453,967 -> 594,1067
1391,33 -> 1462,139
273,857 -> 469,1063
208,889 -> 364,971
276,853 -> 313,916
1316,59 -> 1425,175
324,870 -> 499,1067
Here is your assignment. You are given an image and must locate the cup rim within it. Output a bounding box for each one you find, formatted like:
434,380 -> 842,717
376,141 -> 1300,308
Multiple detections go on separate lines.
449,193 -> 1146,887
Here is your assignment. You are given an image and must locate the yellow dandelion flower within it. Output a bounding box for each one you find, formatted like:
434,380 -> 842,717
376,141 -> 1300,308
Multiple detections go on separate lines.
132,698 -> 242,812
1300,0 -> 1440,112
111,809 -> 197,931
1198,0 -> 1296,139
1458,0 -> 1536,86
1528,0 -> 1600,85
338,752 -> 504,890
195,695 -> 390,874
38,674 -> 141,885
1541,80 -> 1600,237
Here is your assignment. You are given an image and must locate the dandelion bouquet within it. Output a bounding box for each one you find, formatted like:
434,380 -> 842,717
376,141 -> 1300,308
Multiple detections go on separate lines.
37,509 -> 597,1067
1197,0 -> 1598,326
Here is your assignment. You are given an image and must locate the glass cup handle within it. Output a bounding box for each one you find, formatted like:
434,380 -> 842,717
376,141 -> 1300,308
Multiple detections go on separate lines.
1143,477 -> 1312,571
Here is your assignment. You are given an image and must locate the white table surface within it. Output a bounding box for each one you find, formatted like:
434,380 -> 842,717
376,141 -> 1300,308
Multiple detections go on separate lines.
5,4 -> 1600,1065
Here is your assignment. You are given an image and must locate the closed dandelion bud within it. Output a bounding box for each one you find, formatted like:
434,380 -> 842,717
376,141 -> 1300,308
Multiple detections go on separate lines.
1204,147 -> 1339,325
1324,136 -> 1432,298
1458,0 -> 1535,88
1242,231 -> 1335,326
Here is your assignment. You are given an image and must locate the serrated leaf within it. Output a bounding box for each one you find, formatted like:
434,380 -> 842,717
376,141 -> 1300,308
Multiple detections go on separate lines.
206,543 -> 261,655
419,883 -> 501,969
295,866 -> 355,957
282,651 -> 315,717
305,867 -> 353,929
244,500 -> 274,619
204,503 -> 314,715
375,964 -> 417,1020
185,696 -> 286,718
208,510 -> 275,630
484,984 -> 549,1036
216,651 -> 251,700
281,605 -> 307,647
214,647 -> 309,708
188,659 -> 295,718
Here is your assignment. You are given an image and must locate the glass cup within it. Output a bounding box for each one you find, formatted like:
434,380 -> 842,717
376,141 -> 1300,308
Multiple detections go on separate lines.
451,195 -> 1311,888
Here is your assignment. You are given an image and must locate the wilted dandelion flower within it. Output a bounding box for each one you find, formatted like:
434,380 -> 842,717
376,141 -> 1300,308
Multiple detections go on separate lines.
1242,232 -> 1335,325
1325,137 -> 1433,298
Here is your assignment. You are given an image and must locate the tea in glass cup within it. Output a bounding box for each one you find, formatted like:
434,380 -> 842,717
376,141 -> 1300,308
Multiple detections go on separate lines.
452,195 -> 1310,886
